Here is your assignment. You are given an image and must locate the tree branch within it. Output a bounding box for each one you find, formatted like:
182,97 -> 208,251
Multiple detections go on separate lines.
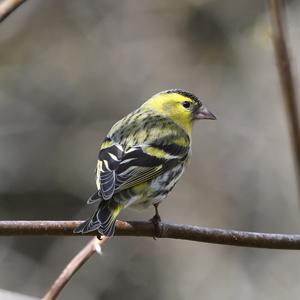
0,0 -> 27,23
42,236 -> 109,300
1,220 -> 300,249
269,0 -> 300,196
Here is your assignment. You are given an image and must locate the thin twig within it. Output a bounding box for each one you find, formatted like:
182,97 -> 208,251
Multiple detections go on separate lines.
2,221 -> 300,299
0,0 -> 27,23
1,220 -> 300,249
43,236 -> 109,300
269,0 -> 300,196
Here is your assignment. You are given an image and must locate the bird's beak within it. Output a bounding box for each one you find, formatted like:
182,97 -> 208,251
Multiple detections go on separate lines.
194,106 -> 217,120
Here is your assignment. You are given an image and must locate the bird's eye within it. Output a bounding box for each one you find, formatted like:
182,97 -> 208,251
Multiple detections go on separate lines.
182,101 -> 191,109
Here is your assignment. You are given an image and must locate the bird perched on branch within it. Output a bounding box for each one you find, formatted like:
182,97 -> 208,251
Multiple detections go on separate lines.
74,89 -> 216,237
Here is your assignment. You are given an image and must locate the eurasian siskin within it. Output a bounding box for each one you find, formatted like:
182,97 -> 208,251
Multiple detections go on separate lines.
74,89 -> 216,236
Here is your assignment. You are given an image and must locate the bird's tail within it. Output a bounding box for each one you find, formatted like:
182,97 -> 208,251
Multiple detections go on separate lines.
74,200 -> 123,237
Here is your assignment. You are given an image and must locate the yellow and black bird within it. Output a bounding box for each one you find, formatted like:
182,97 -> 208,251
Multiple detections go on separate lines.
74,89 -> 216,236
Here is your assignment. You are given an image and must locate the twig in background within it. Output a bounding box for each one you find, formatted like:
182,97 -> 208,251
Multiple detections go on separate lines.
42,236 -> 109,300
1,220 -> 300,250
0,0 -> 27,22
269,0 -> 300,198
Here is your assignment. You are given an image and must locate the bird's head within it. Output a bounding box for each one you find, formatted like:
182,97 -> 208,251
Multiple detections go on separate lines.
142,89 -> 216,135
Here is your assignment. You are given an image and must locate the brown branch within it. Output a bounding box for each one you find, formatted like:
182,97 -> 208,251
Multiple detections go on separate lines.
42,236 -> 109,300
269,0 -> 300,195
1,220 -> 300,249
2,221 -> 300,299
0,0 -> 27,23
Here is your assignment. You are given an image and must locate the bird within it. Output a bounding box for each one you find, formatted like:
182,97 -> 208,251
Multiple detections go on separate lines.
74,89 -> 216,237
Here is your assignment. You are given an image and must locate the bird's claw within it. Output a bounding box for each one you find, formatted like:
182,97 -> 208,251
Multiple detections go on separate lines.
150,213 -> 161,239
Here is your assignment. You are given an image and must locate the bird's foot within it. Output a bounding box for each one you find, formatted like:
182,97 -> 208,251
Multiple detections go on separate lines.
149,211 -> 162,239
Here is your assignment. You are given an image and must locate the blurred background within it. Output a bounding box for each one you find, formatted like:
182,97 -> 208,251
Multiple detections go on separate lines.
1,0 -> 300,299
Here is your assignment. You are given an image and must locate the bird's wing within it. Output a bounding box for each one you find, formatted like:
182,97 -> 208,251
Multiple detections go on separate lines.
114,144 -> 187,191
87,139 -> 189,204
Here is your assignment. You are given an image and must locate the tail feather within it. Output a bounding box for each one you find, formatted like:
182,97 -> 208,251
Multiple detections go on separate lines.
74,200 -> 123,237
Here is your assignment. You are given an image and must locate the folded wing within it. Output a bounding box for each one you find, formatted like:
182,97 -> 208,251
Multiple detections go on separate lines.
87,138 -> 189,204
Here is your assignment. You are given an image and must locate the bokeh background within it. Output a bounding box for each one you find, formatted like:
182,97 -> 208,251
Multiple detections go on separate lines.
1,0 -> 300,299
